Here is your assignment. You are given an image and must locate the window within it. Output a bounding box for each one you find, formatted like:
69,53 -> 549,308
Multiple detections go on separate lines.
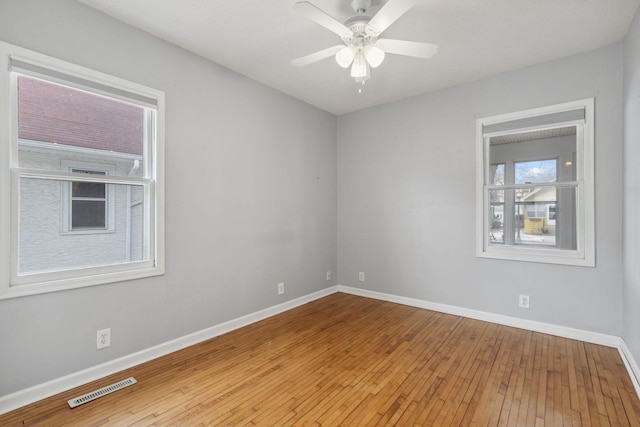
70,170 -> 108,230
476,99 -> 594,266
548,204 -> 556,223
0,41 -> 165,298
60,161 -> 117,233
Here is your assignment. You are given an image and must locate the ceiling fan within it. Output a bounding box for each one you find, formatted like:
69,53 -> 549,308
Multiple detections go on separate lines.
291,0 -> 438,83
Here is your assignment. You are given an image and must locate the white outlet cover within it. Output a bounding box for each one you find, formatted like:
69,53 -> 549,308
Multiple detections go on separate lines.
277,282 -> 284,295
97,328 -> 111,349
519,295 -> 530,309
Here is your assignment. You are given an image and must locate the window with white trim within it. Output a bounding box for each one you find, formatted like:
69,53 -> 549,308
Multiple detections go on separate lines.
60,161 -> 116,234
70,170 -> 109,230
0,41 -> 165,298
476,99 -> 594,266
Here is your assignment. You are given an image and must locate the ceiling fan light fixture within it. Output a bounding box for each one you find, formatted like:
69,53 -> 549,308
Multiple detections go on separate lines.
364,44 -> 385,68
350,50 -> 368,79
336,45 -> 356,68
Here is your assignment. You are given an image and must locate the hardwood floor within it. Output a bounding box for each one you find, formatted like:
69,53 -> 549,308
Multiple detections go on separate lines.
2,293 -> 640,426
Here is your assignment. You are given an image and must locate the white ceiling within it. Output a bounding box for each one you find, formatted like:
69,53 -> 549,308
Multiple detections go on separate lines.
78,0 -> 639,115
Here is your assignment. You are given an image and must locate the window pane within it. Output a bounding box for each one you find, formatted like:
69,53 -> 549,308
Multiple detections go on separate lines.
71,200 -> 106,229
18,177 -> 146,275
514,197 -> 556,247
515,159 -> 557,184
490,163 -> 504,185
515,187 -> 556,246
17,76 -> 144,177
514,187 -> 574,248
72,181 -> 106,198
488,187 -> 576,249
489,126 -> 576,184
488,189 -> 504,244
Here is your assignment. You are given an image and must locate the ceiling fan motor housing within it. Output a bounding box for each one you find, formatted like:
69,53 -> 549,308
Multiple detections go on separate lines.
342,17 -> 378,48
350,0 -> 372,14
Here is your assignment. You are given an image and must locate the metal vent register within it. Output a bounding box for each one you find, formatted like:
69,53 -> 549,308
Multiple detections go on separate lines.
68,377 -> 137,408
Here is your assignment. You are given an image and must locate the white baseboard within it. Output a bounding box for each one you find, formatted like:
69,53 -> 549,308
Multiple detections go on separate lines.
0,286 -> 339,416
2,284 -> 638,415
338,285 -> 640,399
337,285 -> 619,346
619,339 -> 640,399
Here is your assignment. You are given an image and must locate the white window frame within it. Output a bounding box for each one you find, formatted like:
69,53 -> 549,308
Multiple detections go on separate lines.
0,41 -> 165,299
475,99 -> 595,266
60,160 -> 116,234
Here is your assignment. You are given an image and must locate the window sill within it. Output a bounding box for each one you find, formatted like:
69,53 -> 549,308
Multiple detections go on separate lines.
0,263 -> 164,300
477,247 -> 595,267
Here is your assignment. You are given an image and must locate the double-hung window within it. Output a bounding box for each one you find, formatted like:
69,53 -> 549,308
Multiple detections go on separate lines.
0,42 -> 165,298
60,161 -> 117,233
476,99 -> 595,266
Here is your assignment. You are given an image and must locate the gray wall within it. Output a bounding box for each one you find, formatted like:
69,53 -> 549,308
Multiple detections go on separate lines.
338,44 -> 623,335
623,7 -> 640,369
0,0 -> 337,396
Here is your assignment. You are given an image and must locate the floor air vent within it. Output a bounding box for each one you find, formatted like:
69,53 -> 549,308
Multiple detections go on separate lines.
68,377 -> 137,408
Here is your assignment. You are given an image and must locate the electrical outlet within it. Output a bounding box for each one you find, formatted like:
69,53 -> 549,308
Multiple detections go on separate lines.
326,271 -> 331,281
277,282 -> 285,295
97,328 -> 111,349
358,272 -> 365,282
519,294 -> 530,309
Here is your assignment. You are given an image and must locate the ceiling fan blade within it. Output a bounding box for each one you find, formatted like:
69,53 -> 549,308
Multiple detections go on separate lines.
291,45 -> 345,67
293,1 -> 353,37
367,0 -> 417,34
376,39 -> 438,59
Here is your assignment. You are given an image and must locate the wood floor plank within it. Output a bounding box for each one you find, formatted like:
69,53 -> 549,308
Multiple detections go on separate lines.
1,293 -> 639,426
